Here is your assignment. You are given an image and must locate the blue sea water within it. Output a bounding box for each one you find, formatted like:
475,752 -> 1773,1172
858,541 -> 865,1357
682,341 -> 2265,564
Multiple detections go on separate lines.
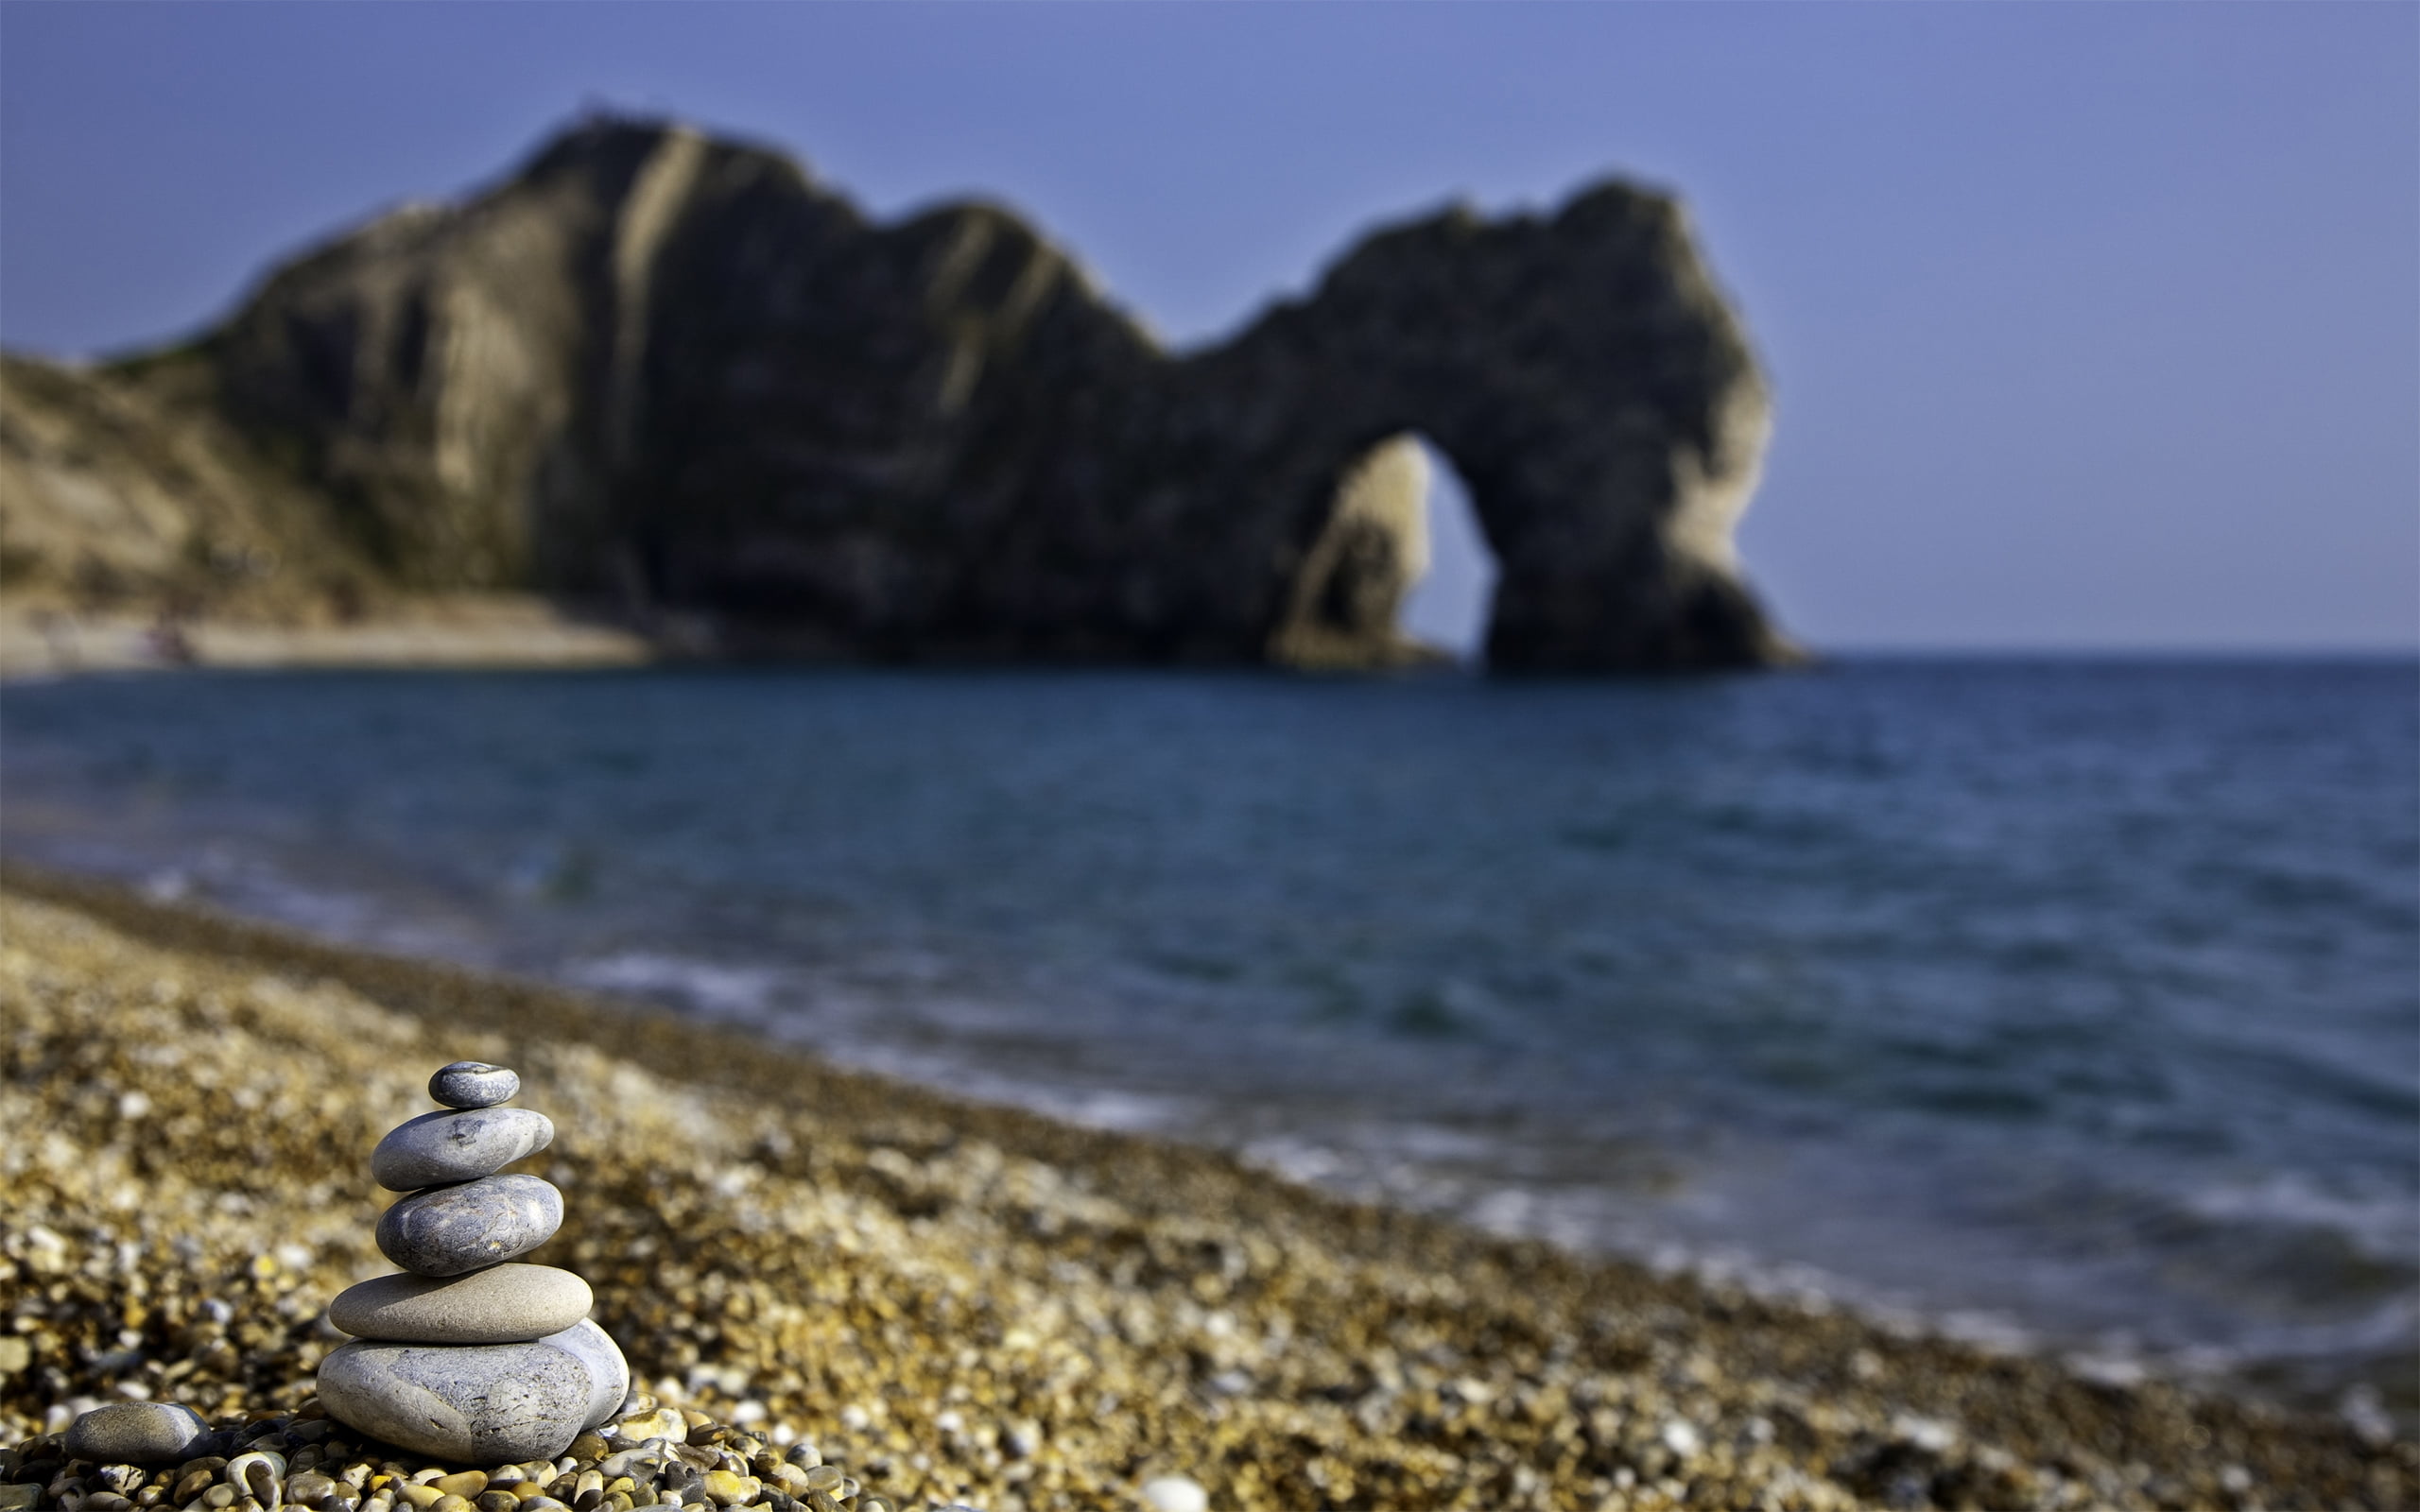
3,660 -> 2413,1417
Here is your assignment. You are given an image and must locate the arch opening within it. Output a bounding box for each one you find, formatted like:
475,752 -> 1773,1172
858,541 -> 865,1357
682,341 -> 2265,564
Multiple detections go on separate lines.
1396,434 -> 1497,665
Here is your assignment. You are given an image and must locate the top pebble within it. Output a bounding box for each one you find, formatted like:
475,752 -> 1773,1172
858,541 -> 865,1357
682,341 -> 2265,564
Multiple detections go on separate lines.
429,1060 -> 519,1109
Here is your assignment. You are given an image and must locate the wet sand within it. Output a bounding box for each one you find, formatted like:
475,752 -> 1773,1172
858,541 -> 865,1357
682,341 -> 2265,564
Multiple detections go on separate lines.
2,867 -> 2411,1510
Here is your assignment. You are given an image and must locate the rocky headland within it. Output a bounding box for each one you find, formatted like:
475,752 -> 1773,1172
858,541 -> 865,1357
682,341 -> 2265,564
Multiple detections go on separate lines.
4,868 -> 2412,1510
0,116 -> 1793,673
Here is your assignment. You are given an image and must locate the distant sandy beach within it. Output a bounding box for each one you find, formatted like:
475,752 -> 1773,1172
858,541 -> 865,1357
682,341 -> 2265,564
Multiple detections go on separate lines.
0,596 -> 652,679
2,865 -> 2411,1510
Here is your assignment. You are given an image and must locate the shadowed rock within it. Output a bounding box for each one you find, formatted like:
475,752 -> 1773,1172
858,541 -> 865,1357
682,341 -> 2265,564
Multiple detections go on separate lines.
0,115 -> 1793,671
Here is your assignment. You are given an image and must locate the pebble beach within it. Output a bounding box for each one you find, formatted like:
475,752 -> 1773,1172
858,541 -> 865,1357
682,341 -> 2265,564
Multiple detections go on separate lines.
4,868 -> 2414,1511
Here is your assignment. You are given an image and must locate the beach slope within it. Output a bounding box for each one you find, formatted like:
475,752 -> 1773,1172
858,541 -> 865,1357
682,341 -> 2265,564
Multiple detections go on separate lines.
1,873 -> 2410,1510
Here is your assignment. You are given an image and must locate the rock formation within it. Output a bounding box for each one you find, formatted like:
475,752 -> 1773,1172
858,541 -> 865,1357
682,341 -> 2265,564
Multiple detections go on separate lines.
0,116 -> 1794,671
318,1060 -> 628,1463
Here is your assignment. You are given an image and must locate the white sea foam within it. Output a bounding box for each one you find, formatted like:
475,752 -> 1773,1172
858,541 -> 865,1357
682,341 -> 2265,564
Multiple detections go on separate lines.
2183,1172 -> 2420,1262
569,953 -> 783,1020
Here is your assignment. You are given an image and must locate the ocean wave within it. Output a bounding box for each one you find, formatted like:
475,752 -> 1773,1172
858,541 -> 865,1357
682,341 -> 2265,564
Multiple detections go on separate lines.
567,952 -> 784,1020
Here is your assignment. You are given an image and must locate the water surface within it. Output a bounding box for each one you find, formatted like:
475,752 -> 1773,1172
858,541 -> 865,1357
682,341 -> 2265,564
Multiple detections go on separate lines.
5,659 -> 2412,1418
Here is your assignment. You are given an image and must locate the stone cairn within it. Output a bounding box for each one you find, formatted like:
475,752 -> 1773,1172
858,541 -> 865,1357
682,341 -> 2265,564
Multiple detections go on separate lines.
316,1061 -> 629,1464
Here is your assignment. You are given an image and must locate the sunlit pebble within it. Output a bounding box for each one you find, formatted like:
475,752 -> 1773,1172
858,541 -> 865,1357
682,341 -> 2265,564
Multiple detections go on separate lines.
1138,1476 -> 1208,1512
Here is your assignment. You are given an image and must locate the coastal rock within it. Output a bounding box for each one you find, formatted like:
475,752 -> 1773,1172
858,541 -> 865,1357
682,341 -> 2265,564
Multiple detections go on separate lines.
315,1332 -> 603,1462
62,1402 -> 209,1464
372,1107 -> 555,1191
376,1174 -> 563,1276
329,1263 -> 593,1344
0,115 -> 1789,673
429,1061 -> 520,1109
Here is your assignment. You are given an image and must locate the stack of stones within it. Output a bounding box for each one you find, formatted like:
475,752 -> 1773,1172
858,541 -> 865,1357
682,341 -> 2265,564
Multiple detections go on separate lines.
317,1062 -> 629,1464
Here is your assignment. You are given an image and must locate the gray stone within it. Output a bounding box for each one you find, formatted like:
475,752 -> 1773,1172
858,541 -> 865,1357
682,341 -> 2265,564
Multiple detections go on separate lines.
376,1174 -> 562,1277
428,1062 -> 520,1110
329,1263 -> 592,1344
316,1333 -> 597,1463
64,1402 -> 210,1464
542,1319 -> 630,1431
372,1108 -> 554,1192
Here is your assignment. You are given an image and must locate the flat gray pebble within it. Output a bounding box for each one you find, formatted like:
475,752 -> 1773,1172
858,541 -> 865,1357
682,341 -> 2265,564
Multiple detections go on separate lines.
429,1061 -> 520,1110
372,1107 -> 555,1192
64,1401 -> 210,1464
329,1263 -> 593,1344
376,1174 -> 562,1277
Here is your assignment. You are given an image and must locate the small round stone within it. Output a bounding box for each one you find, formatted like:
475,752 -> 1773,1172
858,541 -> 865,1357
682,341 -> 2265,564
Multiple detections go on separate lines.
225,1452 -> 285,1507
64,1401 -> 211,1464
376,1174 -> 564,1277
372,1107 -> 556,1193
331,1263 -> 593,1344
1138,1476 -> 1208,1512
429,1061 -> 520,1110
611,1407 -> 687,1446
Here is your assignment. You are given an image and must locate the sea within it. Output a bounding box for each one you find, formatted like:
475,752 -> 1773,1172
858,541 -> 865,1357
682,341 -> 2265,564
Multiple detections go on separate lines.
3,659 -> 2413,1425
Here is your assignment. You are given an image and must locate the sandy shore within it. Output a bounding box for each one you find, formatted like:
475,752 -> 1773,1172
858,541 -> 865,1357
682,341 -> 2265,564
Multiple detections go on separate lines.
2,868 -> 2412,1510
0,599 -> 652,679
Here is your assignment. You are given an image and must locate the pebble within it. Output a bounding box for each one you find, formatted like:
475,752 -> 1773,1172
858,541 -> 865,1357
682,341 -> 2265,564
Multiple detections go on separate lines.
377,1175 -> 564,1277
607,1408 -> 684,1446
317,1335 -> 599,1462
223,1452 -> 284,1507
430,1062 -> 521,1110
1137,1475 -> 1207,1512
330,1263 -> 593,1344
372,1108 -> 556,1192
63,1401 -> 210,1464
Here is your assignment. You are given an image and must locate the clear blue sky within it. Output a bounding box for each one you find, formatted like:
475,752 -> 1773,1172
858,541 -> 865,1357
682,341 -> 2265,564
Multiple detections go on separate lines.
3,2 -> 2412,652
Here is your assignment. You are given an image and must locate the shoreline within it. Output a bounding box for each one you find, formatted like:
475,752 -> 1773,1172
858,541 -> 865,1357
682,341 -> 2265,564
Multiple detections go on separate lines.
3,864 -> 2413,1509
0,599 -> 654,680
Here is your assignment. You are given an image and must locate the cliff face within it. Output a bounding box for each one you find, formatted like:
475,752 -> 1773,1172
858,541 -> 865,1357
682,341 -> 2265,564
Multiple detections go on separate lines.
0,117 -> 1793,670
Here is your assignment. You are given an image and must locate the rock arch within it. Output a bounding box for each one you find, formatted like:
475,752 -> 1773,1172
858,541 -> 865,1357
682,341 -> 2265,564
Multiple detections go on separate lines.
1394,437 -> 1494,662
1153,187 -> 1794,671
13,118 -> 1798,673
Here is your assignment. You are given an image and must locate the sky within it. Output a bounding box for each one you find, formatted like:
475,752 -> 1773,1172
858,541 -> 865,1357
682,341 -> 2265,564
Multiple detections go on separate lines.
2,3 -> 2412,653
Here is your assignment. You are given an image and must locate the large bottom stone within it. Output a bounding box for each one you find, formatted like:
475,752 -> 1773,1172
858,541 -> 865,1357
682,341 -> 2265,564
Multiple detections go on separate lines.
317,1320 -> 629,1463
545,1316 -> 630,1430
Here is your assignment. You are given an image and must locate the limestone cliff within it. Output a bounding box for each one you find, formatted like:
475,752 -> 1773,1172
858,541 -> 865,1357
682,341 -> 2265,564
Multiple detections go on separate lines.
0,116 -> 1794,670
